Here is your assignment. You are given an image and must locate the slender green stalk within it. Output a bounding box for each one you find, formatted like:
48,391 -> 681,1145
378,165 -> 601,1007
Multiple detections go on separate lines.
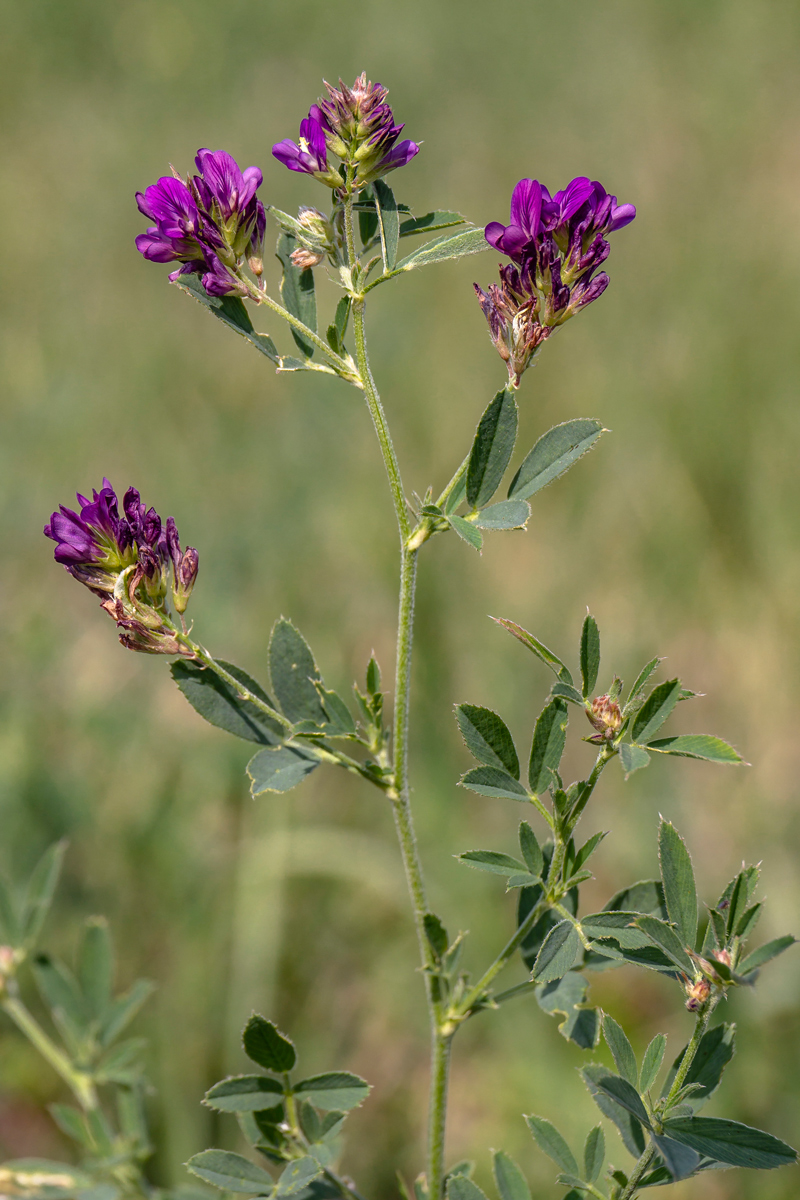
428,1034 -> 452,1200
2,991 -> 97,1110
617,1146 -> 657,1200
618,999 -> 718,1200
344,191 -> 447,1193
244,281 -> 359,381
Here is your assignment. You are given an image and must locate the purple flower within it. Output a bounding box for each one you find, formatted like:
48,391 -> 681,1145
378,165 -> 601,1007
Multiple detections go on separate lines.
273,74 -> 419,191
135,150 -> 266,297
45,481 -> 198,654
479,175 -> 635,378
272,107 -> 337,182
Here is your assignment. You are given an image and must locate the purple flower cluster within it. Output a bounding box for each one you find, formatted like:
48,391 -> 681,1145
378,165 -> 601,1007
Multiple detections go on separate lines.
477,177 -> 635,383
45,481 -> 198,655
273,73 -> 419,190
136,150 -> 266,297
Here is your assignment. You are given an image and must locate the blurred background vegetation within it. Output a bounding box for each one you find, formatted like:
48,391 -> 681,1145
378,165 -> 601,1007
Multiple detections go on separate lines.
2,0 -> 799,1196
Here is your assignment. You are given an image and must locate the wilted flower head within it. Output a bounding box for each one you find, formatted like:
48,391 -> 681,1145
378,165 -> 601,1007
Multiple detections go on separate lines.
136,149 -> 265,298
45,481 -> 198,655
477,175 -> 635,381
273,73 -> 419,191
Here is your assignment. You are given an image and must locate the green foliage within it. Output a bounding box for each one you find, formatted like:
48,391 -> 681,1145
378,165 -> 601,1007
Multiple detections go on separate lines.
660,1117 -> 796,1170
456,705 -> 520,777
658,820 -> 698,948
579,614 -> 600,698
174,273 -> 281,363
491,1151 -> 530,1200
171,660 -> 285,744
373,179 -> 400,273
243,1015 -> 297,1072
507,420 -> 606,502
525,1114 -> 579,1176
466,389 -> 518,510
187,1148 -> 275,1192
535,972 -> 601,1051
528,699 -> 568,795
276,233 -> 317,358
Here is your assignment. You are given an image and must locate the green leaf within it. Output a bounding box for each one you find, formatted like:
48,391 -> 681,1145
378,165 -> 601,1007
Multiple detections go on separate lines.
603,1014 -> 638,1086
490,618 -> 573,684
735,902 -> 762,941
457,850 -> 525,876
738,935 -> 796,977
666,1024 -> 735,1106
22,842 -> 66,946
242,1014 -> 296,1073
519,822 -> 543,878
630,678 -> 681,744
528,699 -> 569,794
662,1116 -> 796,1170
0,875 -> 21,946
393,226 -> 490,272
399,211 -> 466,237
187,1148 -> 275,1193
174,273 -> 280,364
78,917 -> 113,1020
508,419 -> 606,501
205,1075 -> 284,1113
532,920 -> 580,984
171,661 -> 285,745
580,911 -> 658,952
646,735 -> 744,764
623,657 -> 662,714
334,295 -> 350,344
659,821 -> 698,948
572,831 -> 607,873
466,389 -> 519,509
49,1103 -> 90,1146
448,514 -> 483,551
459,766 -> 530,802
275,1157 -> 322,1197
639,1033 -> 667,1093
583,1126 -> 605,1185
472,500 -> 530,529
312,685 -> 357,737
535,971 -> 601,1050
100,977 -> 155,1047
373,179 -> 400,272
94,1035 -> 148,1084
423,912 -> 449,961
651,1135 -> 701,1181
446,1178 -> 489,1200
603,879 -> 666,919
276,232 -> 317,357
581,1064 -> 647,1159
248,746 -> 320,795
492,1151 -> 530,1200
549,681 -> 585,705
269,618 -> 326,725
592,1073 -> 650,1126
32,954 -> 86,1030
635,916 -> 694,974
525,1114 -> 579,1176
619,743 -> 651,779
443,472 -> 467,515
294,1072 -> 370,1111
580,615 -> 600,698
456,704 -> 519,777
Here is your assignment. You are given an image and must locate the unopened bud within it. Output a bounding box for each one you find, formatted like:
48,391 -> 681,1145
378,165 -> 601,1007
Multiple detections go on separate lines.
684,976 -> 712,1012
712,948 -> 732,968
586,694 -> 623,743
0,945 -> 16,989
173,547 -> 199,615
291,246 -> 326,270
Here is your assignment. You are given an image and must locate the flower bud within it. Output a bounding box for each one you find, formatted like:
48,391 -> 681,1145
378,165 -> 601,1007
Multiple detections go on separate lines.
173,546 -> 199,614
684,976 -> 712,1012
586,694 -> 623,743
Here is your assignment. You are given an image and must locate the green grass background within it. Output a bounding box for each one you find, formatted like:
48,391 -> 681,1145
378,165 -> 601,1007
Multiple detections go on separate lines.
2,0 -> 799,1196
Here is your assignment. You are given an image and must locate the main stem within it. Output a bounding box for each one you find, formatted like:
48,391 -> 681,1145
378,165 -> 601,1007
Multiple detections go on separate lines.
344,194 -> 448,1195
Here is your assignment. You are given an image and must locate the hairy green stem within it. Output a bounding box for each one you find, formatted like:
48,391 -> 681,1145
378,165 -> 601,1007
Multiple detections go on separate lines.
619,999 -> 717,1200
344,192 -> 447,1194
245,282 -> 359,381
454,896 -> 547,1018
2,991 -> 97,1110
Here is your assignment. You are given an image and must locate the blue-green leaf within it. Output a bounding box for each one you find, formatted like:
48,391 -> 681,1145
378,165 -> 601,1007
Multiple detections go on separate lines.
394,226 -> 489,271
659,821 -> 698,948
448,514 -> 483,550
603,1014 -> 638,1086
248,746 -> 320,795
459,766 -> 530,802
243,1014 -> 296,1072
294,1072 -> 370,1111
619,743 -> 651,779
532,920 -> 580,984
508,419 -> 605,501
518,822 -> 543,878
580,615 -> 600,697
276,233 -> 317,357
187,1149 -> 275,1193
738,935 -> 796,977
269,619 -> 327,725
525,1114 -> 579,1176
581,1064 -> 647,1158
399,211 -> 466,237
646,735 -> 744,764
536,971 -> 601,1050
275,1157 -> 322,1196
457,850 -> 525,876
373,179 -> 400,272
491,618 -> 573,684
22,842 -> 66,946
171,661 -> 285,745
631,679 -> 681,744
472,500 -> 530,530
78,917 -> 113,1020
639,1033 -> 667,1094
446,1178 -> 489,1200
174,273 -> 280,363
592,1073 -> 650,1126
466,389 -> 518,509
662,1117 -> 796,1170
456,704 -> 519,777
528,699 -> 568,794
635,916 -> 694,974
492,1151 -> 530,1200
583,1126 -> 605,1185
205,1075 -> 284,1113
